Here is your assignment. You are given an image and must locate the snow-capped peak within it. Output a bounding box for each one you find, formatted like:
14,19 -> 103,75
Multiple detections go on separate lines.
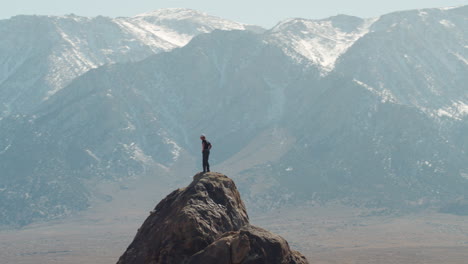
118,8 -> 245,48
438,6 -> 464,11
0,9 -> 248,111
268,15 -> 378,74
133,8 -> 245,31
135,8 -> 209,19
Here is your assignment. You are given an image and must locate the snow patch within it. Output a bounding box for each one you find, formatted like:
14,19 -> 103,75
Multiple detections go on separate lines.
418,11 -> 429,18
163,137 -> 182,162
353,79 -> 398,103
43,24 -> 100,100
439,6 -> 461,11
85,149 -> 100,162
461,172 -> 468,180
113,19 -> 176,51
136,8 -> 209,20
101,49 -> 115,55
122,112 -> 136,131
270,17 -> 379,74
0,144 -> 11,155
417,160 -> 433,168
435,101 -> 468,120
123,142 -> 153,164
133,146 -> 152,163
135,8 -> 245,31
439,19 -> 455,28
452,52 -> 468,65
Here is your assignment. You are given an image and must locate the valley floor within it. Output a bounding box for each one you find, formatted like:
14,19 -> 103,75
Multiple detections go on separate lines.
1,206 -> 467,264
252,206 -> 468,264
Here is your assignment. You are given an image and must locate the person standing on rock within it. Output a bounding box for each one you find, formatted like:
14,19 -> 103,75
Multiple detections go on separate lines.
200,135 -> 212,173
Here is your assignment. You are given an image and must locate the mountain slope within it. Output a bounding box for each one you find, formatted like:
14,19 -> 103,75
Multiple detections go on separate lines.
335,6 -> 468,112
267,15 -> 377,73
0,9 -> 246,117
239,6 -> 468,209
0,29 -> 318,226
0,6 -> 467,227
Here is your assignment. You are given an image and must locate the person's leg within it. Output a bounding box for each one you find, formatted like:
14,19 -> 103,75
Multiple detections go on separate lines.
202,151 -> 208,172
206,151 -> 210,172
202,152 -> 205,172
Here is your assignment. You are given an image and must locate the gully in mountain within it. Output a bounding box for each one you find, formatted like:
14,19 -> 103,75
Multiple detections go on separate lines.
200,134 -> 212,172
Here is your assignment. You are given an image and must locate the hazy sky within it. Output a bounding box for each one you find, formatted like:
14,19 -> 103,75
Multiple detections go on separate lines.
2,0 -> 468,27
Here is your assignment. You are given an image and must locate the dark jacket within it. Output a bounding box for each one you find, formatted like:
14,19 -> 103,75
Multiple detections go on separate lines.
202,140 -> 212,152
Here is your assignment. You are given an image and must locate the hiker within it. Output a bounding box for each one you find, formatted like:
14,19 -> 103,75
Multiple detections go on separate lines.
200,135 -> 212,172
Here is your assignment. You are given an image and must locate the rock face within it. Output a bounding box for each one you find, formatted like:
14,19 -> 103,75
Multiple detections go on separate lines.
117,172 -> 308,264
188,225 -> 309,264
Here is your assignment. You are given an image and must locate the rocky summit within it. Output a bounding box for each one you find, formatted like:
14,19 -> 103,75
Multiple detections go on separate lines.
117,172 -> 309,264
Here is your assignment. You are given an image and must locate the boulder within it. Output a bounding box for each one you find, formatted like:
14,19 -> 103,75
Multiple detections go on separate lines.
188,225 -> 309,264
117,172 -> 309,264
117,172 -> 249,264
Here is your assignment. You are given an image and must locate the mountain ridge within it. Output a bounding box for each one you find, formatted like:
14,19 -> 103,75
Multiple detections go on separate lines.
0,8 -> 247,117
0,5 -> 467,227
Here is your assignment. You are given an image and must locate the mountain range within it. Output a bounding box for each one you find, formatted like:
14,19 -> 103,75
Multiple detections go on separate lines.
0,6 -> 467,226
